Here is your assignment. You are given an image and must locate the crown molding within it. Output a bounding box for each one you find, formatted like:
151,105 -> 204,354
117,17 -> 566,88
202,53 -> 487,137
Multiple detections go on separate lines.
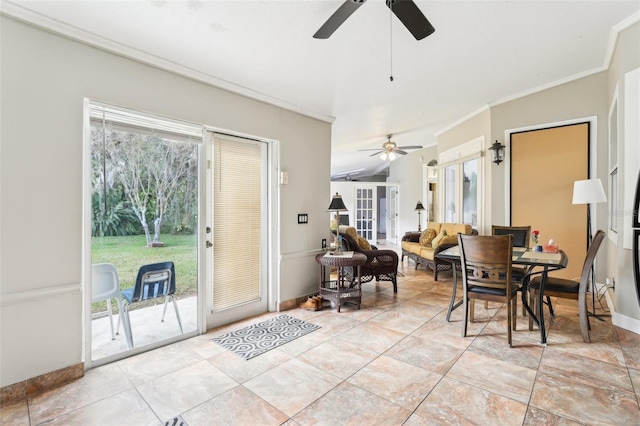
0,1 -> 336,124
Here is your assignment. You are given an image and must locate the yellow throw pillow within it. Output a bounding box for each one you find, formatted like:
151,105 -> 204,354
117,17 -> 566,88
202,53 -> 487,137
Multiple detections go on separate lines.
431,230 -> 447,248
419,228 -> 437,247
357,236 -> 371,250
439,235 -> 459,246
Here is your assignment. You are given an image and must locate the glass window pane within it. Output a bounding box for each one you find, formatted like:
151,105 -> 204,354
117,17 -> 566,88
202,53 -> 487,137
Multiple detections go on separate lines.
462,159 -> 478,227
444,166 -> 457,223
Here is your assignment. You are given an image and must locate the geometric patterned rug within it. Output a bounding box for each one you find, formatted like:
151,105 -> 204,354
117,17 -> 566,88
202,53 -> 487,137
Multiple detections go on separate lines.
211,314 -> 320,360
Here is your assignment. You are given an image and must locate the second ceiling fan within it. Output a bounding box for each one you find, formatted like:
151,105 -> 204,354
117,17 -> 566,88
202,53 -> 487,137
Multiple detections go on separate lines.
313,0 -> 435,40
360,135 -> 423,161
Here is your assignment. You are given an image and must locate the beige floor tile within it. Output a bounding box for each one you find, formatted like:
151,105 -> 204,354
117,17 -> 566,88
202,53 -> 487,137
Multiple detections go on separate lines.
629,368 -> 640,402
137,360 -> 238,421
446,351 -> 537,404
617,327 -> 640,370
0,401 -> 29,426
208,346 -> 293,383
365,308 -> 428,334
292,381 -> 411,425
115,341 -> 204,386
523,406 -> 584,425
182,386 -> 288,426
385,334 -> 464,375
28,362 -> 134,425
39,388 -> 159,425
335,321 -> 407,353
347,355 -> 441,411
243,358 -> 341,417
301,310 -> 360,337
469,328 -> 544,370
297,339 -> 379,380
413,377 -> 528,425
530,369 -> 640,424
276,328 -> 334,357
539,348 -> 633,391
386,299 -> 445,323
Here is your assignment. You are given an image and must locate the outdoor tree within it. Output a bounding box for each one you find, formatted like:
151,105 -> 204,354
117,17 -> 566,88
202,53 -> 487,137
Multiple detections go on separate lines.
98,129 -> 196,245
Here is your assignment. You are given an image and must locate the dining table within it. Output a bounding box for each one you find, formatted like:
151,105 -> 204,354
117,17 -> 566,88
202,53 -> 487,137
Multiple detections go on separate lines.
436,245 -> 568,345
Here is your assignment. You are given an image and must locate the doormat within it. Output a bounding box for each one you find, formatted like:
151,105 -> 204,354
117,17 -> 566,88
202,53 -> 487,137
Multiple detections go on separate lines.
164,415 -> 187,426
212,314 -> 320,360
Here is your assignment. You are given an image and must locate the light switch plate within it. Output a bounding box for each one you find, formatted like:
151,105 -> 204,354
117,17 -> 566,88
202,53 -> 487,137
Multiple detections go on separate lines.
297,213 -> 308,224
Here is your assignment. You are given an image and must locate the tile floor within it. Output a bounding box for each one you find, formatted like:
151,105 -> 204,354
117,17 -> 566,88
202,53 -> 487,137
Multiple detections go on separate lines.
2,254 -> 640,425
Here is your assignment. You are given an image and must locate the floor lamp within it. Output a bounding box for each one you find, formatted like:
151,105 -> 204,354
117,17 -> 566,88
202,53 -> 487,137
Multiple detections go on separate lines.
415,201 -> 425,232
572,179 -> 608,320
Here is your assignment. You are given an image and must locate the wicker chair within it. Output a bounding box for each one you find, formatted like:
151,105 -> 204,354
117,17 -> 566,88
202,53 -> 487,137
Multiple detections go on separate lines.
338,229 -> 398,293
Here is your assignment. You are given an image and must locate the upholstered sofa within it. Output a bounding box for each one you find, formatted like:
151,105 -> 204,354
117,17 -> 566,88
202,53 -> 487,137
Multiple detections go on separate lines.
401,222 -> 475,280
335,225 -> 399,292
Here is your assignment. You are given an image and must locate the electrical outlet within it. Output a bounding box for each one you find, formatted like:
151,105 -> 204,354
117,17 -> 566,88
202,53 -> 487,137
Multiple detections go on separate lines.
605,277 -> 615,289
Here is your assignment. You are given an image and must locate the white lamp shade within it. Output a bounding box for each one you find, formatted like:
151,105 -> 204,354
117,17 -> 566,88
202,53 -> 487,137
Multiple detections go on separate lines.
572,179 -> 607,204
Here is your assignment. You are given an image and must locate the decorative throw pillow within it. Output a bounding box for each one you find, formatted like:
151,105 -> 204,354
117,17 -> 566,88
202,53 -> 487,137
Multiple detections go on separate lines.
439,235 -> 459,246
357,236 -> 371,250
419,228 -> 437,247
431,230 -> 447,248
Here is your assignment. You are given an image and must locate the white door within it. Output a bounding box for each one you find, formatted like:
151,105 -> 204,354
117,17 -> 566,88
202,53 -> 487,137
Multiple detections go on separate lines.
206,132 -> 269,328
354,185 -> 377,244
388,186 -> 398,243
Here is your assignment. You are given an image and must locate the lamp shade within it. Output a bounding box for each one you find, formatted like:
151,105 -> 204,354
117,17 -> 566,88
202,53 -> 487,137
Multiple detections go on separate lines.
327,192 -> 348,212
415,201 -> 425,211
572,179 -> 607,204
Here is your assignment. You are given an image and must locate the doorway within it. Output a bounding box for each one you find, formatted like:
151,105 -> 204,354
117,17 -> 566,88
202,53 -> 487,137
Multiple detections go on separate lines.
206,133 -> 269,328
87,102 -> 201,365
511,122 -> 589,280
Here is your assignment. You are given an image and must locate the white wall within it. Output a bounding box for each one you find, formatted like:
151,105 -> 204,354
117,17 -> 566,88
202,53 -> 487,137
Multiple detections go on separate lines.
388,146 -> 437,236
0,17 -> 331,387
607,22 -> 640,325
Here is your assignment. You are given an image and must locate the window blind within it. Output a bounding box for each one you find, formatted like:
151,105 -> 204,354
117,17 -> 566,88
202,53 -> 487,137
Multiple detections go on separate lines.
212,134 -> 263,311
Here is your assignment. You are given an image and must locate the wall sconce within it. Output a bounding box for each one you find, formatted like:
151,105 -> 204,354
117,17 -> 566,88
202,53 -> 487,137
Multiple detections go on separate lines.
488,140 -> 505,165
415,201 -> 425,231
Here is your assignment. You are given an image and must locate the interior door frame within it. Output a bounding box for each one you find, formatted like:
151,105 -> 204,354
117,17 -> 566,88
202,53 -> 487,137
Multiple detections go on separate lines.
503,116 -> 598,223
505,116 -> 598,280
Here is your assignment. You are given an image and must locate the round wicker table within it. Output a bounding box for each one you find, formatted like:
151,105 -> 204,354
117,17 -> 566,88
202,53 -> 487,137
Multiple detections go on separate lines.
315,252 -> 367,312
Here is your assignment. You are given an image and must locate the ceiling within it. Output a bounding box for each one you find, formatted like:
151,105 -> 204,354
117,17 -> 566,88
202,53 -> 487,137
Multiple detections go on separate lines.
6,0 -> 639,179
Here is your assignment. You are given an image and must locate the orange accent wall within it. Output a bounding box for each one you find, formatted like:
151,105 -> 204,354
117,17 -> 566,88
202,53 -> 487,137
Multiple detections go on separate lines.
511,123 -> 589,279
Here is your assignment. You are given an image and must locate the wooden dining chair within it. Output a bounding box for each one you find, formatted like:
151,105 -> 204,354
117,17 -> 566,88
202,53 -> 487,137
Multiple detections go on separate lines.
491,225 -> 533,315
458,234 -> 517,347
528,230 -> 606,343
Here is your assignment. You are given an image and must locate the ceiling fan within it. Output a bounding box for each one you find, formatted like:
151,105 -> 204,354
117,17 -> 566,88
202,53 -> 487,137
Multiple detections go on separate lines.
313,0 -> 435,40
359,135 -> 423,160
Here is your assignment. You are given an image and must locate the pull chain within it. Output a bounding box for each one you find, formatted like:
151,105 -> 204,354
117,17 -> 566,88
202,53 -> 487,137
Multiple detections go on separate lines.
389,3 -> 393,82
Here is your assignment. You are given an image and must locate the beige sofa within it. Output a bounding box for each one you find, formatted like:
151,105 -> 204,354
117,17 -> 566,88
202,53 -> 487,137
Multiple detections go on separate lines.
401,222 -> 475,280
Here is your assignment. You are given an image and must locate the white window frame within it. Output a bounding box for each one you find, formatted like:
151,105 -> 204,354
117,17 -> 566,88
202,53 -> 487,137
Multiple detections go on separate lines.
437,137 -> 485,229
608,87 -> 619,242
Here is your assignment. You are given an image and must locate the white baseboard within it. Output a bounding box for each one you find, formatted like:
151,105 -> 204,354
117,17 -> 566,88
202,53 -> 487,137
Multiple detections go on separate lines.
600,285 -> 640,335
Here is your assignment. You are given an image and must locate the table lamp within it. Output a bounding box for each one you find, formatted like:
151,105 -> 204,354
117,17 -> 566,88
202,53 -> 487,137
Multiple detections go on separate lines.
572,178 -> 607,319
327,192 -> 348,254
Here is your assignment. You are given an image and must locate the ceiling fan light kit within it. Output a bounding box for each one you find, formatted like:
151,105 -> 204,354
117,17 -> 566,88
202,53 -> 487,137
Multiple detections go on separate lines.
359,134 -> 422,162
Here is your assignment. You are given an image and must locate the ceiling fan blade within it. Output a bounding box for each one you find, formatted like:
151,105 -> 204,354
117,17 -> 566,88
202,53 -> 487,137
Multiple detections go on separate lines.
397,145 -> 423,150
395,150 -> 409,155
358,148 -> 384,151
369,151 -> 384,157
313,0 -> 366,39
386,0 -> 435,40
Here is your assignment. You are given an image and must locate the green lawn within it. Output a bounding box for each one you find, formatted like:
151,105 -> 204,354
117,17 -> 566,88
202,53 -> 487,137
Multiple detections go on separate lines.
92,234 -> 197,312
